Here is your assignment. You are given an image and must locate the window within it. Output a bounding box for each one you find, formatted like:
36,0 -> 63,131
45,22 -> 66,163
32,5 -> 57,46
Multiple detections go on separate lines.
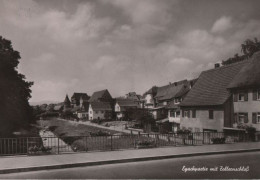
238,113 -> 245,123
163,101 -> 167,105
257,113 -> 260,124
258,90 -> 260,100
176,111 -> 180,118
95,111 -> 98,114
237,113 -> 248,123
170,111 -> 175,117
238,93 -> 245,101
184,110 -> 189,118
175,98 -> 180,104
89,111 -> 92,114
209,110 -> 214,119
101,111 -> 104,114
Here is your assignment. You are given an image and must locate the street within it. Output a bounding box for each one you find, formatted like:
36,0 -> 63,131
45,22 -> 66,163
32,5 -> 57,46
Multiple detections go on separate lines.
1,151 -> 259,179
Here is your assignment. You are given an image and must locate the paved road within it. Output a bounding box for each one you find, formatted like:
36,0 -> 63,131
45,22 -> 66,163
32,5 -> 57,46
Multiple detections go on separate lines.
1,151 -> 259,179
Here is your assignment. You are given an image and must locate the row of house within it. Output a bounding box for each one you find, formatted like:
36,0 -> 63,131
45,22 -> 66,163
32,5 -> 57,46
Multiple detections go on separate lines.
63,89 -> 142,121
180,52 -> 260,133
61,52 -> 260,133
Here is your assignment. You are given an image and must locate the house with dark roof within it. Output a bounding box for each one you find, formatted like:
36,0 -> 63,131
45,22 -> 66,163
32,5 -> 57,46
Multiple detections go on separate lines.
71,93 -> 89,108
180,60 -> 249,132
88,102 -> 113,120
227,52 -> 260,132
115,98 -> 139,120
143,86 -> 158,109
88,89 -> 114,120
63,94 -> 71,112
76,96 -> 90,120
142,80 -> 195,133
125,92 -> 143,108
89,89 -> 113,103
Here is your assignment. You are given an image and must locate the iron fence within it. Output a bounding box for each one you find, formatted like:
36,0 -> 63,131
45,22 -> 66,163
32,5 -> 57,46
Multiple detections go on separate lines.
0,131 -> 258,156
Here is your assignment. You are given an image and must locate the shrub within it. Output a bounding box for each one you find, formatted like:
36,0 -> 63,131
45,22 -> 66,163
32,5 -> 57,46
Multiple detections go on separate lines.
48,126 -> 57,132
177,128 -> 191,134
136,140 -> 155,146
211,137 -> 226,144
62,136 -> 81,145
90,130 -> 110,137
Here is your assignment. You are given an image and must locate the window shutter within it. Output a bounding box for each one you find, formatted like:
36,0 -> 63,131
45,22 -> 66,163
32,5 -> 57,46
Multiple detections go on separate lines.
182,109 -> 184,117
252,113 -> 257,124
233,93 -> 238,102
234,113 -> 238,123
244,113 -> 248,123
192,110 -> 196,118
253,90 -> 257,101
244,92 -> 248,101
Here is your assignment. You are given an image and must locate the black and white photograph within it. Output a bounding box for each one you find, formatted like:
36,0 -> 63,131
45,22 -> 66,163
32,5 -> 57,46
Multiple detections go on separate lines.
0,0 -> 260,179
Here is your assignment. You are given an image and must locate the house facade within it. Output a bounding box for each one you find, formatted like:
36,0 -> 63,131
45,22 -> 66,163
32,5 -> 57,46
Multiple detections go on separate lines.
88,102 -> 112,120
180,60 -> 249,132
114,98 -> 138,120
88,89 -> 114,120
143,80 -> 194,133
227,52 -> 260,131
71,93 -> 89,108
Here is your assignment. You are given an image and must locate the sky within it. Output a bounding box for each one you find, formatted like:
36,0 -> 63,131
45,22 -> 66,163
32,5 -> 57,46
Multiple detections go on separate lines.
0,0 -> 260,103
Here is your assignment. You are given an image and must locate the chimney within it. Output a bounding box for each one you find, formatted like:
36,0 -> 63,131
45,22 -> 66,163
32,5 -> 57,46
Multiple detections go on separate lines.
215,63 -> 220,68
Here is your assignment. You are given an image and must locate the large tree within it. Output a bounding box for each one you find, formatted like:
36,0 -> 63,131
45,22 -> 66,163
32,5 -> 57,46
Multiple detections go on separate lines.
222,37 -> 260,65
0,36 -> 33,137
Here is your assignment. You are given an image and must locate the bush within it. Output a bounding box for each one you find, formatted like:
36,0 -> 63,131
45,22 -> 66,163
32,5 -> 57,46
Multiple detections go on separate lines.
37,112 -> 59,119
48,126 -> 57,132
136,140 -> 155,146
177,128 -> 191,134
90,130 -> 110,136
211,137 -> 226,144
62,136 -> 81,145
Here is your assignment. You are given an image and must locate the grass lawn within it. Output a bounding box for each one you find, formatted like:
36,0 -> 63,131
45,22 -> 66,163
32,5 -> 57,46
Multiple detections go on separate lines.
37,119 -> 165,152
38,119 -> 123,137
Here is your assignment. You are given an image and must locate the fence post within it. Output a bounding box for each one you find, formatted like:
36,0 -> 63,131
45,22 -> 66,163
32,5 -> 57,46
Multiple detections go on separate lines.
85,136 -> 87,152
26,137 -> 29,155
111,135 -> 113,151
57,138 -> 59,154
192,133 -> 194,145
202,132 -> 204,144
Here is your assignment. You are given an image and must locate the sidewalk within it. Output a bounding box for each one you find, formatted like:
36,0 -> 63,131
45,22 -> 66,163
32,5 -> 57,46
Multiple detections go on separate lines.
0,142 -> 260,174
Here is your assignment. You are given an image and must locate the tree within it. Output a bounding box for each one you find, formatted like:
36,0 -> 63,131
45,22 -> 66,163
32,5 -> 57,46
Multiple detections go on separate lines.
241,38 -> 260,58
222,37 -> 260,65
0,36 -> 33,137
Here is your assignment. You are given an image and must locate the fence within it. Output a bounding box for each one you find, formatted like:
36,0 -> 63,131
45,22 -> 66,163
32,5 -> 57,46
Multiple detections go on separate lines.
0,132 -> 258,156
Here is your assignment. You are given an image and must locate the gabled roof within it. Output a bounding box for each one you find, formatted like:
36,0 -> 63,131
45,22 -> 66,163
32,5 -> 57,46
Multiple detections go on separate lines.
89,89 -> 112,102
143,86 -> 158,96
90,102 -> 112,111
71,93 -> 89,100
227,52 -> 260,89
154,80 -> 190,101
125,92 -> 141,101
116,99 -> 139,107
64,95 -> 71,104
181,60 -> 249,107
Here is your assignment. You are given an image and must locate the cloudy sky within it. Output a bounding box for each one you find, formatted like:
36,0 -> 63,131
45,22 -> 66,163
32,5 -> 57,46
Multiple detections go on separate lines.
1,0 -> 260,103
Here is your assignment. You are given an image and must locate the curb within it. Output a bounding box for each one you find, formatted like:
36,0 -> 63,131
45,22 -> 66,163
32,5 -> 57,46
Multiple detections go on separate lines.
0,148 -> 259,174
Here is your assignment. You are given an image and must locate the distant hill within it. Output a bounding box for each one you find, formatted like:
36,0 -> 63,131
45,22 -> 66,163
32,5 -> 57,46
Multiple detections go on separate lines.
29,101 -> 61,106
